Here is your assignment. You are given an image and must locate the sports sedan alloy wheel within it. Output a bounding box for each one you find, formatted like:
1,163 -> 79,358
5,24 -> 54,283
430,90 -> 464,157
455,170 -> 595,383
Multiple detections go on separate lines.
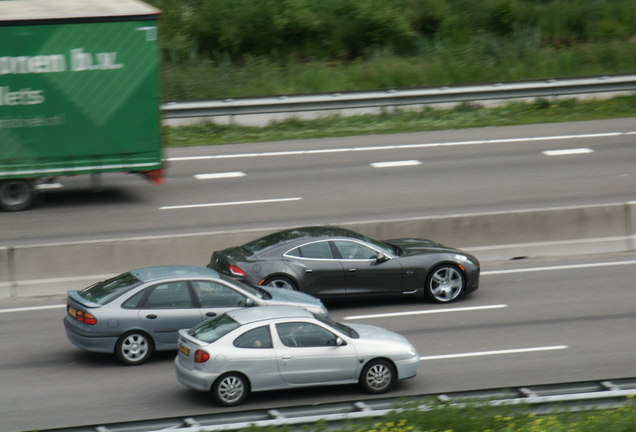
426,265 -> 465,303
264,276 -> 297,290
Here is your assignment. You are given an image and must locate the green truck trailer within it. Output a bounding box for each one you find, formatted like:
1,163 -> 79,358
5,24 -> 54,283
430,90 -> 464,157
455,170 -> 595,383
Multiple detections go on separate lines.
0,0 -> 164,211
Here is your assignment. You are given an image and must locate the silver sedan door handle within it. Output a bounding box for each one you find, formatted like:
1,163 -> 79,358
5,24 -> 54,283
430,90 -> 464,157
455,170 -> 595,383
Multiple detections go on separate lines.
305,269 -> 313,273
146,314 -> 157,319
282,355 -> 293,360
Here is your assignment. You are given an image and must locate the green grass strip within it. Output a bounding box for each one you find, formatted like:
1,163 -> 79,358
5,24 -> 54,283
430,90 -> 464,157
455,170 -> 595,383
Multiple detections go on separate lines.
165,94 -> 636,148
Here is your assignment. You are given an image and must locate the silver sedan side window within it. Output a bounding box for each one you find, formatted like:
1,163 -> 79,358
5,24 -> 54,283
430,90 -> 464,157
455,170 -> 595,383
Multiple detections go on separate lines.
145,282 -> 194,309
191,280 -> 247,307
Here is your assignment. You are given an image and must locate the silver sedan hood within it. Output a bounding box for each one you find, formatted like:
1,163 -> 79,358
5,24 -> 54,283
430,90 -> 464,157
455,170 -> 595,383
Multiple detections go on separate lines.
261,286 -> 328,315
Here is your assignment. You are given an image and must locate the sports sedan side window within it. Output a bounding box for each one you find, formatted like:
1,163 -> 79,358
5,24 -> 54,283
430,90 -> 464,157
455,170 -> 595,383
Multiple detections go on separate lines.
286,241 -> 334,259
333,240 -> 377,260
234,326 -> 273,349
276,322 -> 339,347
191,280 -> 247,308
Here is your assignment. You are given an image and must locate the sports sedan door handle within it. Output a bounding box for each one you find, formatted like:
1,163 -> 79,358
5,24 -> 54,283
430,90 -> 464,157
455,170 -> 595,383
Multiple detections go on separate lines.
282,355 -> 293,360
146,314 -> 157,319
304,269 -> 313,273
348,269 -> 357,272
205,312 -> 217,317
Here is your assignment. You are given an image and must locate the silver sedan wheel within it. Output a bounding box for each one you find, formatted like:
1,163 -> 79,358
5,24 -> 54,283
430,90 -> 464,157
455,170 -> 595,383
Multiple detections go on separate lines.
360,360 -> 395,394
213,374 -> 248,406
115,332 -> 153,365
427,265 -> 465,303
265,276 -> 296,290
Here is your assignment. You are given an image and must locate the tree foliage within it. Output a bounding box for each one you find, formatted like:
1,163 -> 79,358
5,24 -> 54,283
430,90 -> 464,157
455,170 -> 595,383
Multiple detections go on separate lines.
149,0 -> 636,66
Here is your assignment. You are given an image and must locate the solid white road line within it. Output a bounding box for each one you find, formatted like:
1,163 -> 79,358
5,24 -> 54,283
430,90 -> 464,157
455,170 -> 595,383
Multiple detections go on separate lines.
370,160 -> 422,168
159,197 -> 302,210
542,148 -> 594,156
194,172 -> 246,180
0,304 -> 65,314
166,131 -> 627,162
344,304 -> 508,320
482,259 -> 636,276
420,345 -> 568,361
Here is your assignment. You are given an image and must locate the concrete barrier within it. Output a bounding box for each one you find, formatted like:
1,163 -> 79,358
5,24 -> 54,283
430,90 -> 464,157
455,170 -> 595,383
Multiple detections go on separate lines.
2,202 -> 635,298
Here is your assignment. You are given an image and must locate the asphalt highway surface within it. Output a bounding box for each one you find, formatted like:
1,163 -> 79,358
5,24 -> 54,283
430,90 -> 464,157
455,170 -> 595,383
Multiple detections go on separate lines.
1,252 -> 635,432
1,118 -> 635,431
1,118 -> 635,246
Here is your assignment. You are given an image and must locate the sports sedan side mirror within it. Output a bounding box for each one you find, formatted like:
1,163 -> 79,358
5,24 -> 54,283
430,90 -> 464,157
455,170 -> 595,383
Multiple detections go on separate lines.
375,252 -> 390,263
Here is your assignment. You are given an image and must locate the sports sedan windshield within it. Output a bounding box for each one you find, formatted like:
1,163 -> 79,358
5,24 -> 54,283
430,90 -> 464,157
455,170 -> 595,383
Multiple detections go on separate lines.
80,272 -> 142,305
358,235 -> 400,256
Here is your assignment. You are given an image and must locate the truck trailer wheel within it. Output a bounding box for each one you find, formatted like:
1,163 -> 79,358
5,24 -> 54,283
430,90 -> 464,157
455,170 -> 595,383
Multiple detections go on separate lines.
0,180 -> 35,211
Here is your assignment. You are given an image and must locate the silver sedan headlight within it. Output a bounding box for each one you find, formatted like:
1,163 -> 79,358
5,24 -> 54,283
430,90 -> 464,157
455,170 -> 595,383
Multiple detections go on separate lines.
305,305 -> 329,317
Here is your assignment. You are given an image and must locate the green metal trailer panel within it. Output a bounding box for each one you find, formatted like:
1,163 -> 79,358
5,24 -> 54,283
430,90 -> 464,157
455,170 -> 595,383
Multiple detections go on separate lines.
0,0 -> 163,211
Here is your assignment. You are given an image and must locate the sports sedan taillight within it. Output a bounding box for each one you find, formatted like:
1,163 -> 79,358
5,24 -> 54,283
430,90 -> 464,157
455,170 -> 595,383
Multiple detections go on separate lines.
195,349 -> 210,363
225,265 -> 247,277
68,306 -> 97,325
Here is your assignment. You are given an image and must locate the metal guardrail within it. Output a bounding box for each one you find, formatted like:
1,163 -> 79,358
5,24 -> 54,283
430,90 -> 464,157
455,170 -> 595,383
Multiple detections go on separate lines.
43,378 -> 636,432
161,74 -> 636,119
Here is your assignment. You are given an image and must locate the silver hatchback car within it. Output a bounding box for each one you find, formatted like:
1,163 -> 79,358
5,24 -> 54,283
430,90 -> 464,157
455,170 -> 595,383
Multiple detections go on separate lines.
64,266 -> 328,365
175,305 -> 420,406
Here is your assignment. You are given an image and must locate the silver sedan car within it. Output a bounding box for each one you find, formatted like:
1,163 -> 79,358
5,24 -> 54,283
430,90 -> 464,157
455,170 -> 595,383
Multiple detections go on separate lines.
175,305 -> 420,406
64,266 -> 328,365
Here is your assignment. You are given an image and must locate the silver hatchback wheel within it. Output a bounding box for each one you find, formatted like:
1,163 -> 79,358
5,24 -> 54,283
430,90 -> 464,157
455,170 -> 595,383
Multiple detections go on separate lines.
265,276 -> 297,290
360,359 -> 396,394
426,265 -> 465,303
213,373 -> 249,406
115,331 -> 154,365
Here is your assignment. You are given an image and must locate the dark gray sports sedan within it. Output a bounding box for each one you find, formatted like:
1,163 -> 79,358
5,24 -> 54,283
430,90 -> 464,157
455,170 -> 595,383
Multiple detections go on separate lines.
208,226 -> 480,303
